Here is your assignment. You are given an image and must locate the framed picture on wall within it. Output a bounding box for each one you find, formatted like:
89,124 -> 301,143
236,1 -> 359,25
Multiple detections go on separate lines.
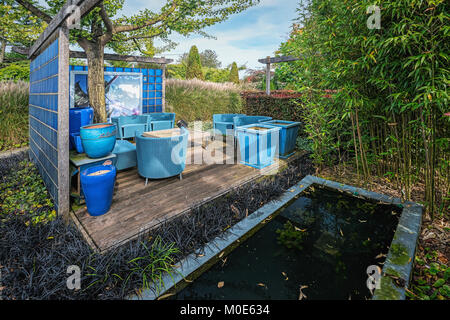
69,70 -> 143,118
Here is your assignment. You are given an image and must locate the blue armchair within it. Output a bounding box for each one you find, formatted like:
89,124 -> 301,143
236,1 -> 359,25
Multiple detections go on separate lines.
111,115 -> 149,139
148,112 -> 176,131
213,113 -> 246,136
135,127 -> 189,185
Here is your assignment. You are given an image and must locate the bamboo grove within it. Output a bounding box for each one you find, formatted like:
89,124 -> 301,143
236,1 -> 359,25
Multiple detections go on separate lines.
276,0 -> 449,217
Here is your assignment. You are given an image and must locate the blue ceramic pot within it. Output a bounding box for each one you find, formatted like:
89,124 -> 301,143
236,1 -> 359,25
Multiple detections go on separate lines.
81,165 -> 116,216
80,123 -> 117,158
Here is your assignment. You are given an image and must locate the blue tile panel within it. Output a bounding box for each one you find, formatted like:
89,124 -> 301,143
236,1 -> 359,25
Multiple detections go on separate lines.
69,66 -> 164,113
29,38 -> 59,205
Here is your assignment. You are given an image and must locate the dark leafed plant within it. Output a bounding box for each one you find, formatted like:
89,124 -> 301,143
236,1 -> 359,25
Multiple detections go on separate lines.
276,0 -> 449,217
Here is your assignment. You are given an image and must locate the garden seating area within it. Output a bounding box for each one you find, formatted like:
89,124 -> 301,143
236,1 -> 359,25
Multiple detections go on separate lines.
67,110 -> 304,252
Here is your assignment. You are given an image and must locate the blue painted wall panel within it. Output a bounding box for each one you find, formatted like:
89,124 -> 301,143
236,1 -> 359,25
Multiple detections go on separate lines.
29,38 -> 59,206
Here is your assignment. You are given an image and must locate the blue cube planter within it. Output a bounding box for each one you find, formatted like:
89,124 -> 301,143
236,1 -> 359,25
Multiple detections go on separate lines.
81,165 -> 116,216
69,107 -> 94,149
236,124 -> 281,169
70,133 -> 84,153
112,140 -> 137,171
265,120 -> 301,158
80,123 -> 117,158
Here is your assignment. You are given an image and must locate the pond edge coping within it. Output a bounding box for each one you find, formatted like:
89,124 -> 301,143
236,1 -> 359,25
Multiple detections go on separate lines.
128,175 -> 423,300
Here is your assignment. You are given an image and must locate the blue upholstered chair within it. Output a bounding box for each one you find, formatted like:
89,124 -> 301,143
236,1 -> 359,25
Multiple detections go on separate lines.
147,112 -> 176,131
135,127 -> 189,185
212,113 -> 246,136
111,115 -> 149,139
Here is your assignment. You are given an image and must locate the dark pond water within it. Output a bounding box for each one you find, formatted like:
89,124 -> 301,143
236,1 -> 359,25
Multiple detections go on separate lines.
173,185 -> 401,300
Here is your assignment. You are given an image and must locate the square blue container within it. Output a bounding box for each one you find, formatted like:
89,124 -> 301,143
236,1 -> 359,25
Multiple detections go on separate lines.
236,124 -> 281,169
265,120 -> 301,159
112,140 -> 137,170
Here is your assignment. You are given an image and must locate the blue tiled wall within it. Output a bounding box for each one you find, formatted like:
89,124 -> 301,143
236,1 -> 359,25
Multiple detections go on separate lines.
69,66 -> 164,113
29,39 -> 60,208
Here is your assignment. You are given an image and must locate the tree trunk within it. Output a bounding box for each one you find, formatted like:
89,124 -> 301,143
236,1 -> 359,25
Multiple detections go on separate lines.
0,39 -> 6,65
79,40 -> 107,123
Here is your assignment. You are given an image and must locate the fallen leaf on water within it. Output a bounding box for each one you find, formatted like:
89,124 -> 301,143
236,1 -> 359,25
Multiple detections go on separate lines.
245,208 -> 249,217
218,281 -> 224,288
358,219 -> 367,223
257,283 -> 267,288
218,252 -> 224,259
282,272 -> 289,281
298,285 -> 308,300
157,293 -> 175,300
221,257 -> 228,267
340,229 -> 344,237
375,253 -> 386,259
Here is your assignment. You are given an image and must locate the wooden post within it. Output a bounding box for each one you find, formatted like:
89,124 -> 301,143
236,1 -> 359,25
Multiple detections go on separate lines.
266,56 -> 271,96
57,26 -> 70,220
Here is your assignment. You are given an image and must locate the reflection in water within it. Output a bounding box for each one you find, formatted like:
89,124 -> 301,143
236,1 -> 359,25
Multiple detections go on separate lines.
173,186 -> 401,300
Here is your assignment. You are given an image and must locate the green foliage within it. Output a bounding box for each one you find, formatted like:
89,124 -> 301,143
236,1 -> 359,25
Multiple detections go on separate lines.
408,247 -> 449,300
186,45 -> 204,80
0,60 -> 30,81
0,161 -> 56,224
0,0 -> 46,48
228,62 -> 240,84
179,49 -> 222,69
165,79 -> 243,122
204,67 -> 230,83
241,90 -> 303,121
276,221 -> 308,250
125,236 -> 180,293
276,0 -> 450,214
0,80 -> 29,151
166,63 -> 187,80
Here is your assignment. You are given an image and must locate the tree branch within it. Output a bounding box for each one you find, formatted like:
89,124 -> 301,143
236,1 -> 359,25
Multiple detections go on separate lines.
112,1 -> 177,34
15,0 -> 52,23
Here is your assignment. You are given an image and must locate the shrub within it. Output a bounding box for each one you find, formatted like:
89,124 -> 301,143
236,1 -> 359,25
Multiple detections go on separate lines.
240,90 -> 303,121
0,60 -> 30,81
0,80 -> 29,151
228,62 -> 239,84
185,45 -> 204,80
165,78 -> 243,122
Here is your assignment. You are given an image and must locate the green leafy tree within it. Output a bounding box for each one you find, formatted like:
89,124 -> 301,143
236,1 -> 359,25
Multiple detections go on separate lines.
0,0 -> 46,64
179,48 -> 222,68
185,45 -> 204,80
16,0 -> 260,122
228,61 -> 239,84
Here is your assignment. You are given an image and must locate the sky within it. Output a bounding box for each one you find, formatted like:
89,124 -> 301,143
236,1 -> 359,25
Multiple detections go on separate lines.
115,0 -> 300,70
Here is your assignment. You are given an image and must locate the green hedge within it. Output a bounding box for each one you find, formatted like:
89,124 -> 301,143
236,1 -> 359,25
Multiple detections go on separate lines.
240,90 -> 303,122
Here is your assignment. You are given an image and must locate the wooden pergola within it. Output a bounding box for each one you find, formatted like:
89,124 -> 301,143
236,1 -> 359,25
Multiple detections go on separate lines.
258,55 -> 300,95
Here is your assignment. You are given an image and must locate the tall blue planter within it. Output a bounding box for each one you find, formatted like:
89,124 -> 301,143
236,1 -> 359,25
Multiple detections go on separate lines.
81,165 -> 116,216
265,120 -> 301,158
80,123 -> 117,158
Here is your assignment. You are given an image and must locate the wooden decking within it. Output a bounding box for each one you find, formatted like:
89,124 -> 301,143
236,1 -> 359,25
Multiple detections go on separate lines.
70,131 -> 300,253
